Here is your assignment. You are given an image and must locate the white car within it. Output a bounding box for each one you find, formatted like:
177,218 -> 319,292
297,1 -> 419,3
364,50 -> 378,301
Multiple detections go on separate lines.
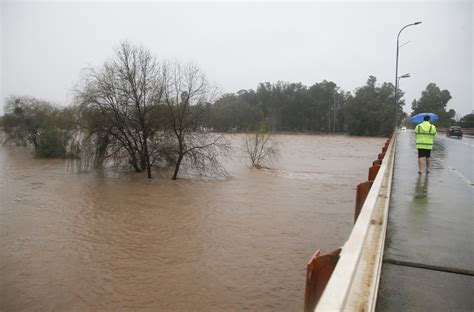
401,126 -> 407,132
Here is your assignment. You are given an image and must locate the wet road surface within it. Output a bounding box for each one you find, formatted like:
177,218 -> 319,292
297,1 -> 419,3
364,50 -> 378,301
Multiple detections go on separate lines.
377,130 -> 474,311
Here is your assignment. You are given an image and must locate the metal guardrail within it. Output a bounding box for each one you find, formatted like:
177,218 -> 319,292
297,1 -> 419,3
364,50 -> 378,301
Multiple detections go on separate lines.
304,132 -> 396,312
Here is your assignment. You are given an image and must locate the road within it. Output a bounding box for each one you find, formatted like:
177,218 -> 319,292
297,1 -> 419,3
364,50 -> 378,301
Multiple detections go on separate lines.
376,130 -> 473,311
435,133 -> 474,184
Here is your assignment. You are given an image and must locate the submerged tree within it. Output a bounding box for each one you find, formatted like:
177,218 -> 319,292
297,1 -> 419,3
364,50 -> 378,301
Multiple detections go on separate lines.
162,62 -> 229,180
3,96 -> 54,148
2,96 -> 75,158
75,42 -> 164,178
243,122 -> 278,169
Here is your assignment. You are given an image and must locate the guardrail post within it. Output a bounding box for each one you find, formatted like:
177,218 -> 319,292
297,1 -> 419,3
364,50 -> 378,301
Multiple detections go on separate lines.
304,248 -> 342,312
355,181 -> 373,223
372,159 -> 382,166
368,165 -> 381,181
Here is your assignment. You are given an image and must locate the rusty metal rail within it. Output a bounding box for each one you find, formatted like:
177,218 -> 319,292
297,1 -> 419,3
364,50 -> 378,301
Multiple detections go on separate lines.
303,248 -> 341,311
304,132 -> 396,312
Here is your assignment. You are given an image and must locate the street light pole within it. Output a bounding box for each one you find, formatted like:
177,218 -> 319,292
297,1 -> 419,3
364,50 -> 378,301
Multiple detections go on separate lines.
394,21 -> 421,129
396,74 -> 411,120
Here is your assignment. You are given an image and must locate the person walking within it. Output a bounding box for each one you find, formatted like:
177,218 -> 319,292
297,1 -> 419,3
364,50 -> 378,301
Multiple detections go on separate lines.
415,115 -> 437,174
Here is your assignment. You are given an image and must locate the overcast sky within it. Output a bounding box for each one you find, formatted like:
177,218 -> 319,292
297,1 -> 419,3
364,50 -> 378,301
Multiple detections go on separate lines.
1,0 -> 472,116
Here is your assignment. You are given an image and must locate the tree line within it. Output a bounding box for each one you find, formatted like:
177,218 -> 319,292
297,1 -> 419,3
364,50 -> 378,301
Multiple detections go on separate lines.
208,77 -> 466,135
209,76 -> 403,136
0,42 -> 465,179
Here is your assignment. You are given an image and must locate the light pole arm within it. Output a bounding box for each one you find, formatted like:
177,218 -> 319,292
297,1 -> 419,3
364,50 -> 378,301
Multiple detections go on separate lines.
396,23 -> 419,89
397,23 -> 417,42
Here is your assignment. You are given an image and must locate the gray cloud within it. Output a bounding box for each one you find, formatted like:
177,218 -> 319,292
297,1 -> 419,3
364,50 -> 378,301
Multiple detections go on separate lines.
1,1 -> 472,116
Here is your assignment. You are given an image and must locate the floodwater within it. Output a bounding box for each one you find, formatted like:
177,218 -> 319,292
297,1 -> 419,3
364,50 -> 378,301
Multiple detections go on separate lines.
0,134 -> 385,311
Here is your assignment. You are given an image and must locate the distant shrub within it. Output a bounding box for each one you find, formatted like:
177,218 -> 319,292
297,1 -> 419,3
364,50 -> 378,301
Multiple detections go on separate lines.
35,128 -> 68,158
243,122 -> 279,169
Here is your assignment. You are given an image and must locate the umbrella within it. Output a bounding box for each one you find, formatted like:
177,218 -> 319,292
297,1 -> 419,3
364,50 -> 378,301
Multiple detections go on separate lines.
409,112 -> 439,123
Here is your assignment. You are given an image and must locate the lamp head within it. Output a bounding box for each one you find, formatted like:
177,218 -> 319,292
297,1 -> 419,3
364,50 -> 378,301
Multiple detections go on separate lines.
414,21 -> 422,25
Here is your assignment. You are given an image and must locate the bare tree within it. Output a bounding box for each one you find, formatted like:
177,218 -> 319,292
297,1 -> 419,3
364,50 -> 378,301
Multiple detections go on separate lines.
244,122 -> 279,169
75,42 -> 163,178
162,62 -> 229,180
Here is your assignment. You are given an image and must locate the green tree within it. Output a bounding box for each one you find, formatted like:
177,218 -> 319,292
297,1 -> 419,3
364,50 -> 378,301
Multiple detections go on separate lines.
2,96 -> 73,158
35,127 -> 68,158
343,76 -> 400,136
411,83 -> 455,127
458,113 -> 474,128
208,80 -> 345,133
209,92 -> 261,132
307,80 -> 343,133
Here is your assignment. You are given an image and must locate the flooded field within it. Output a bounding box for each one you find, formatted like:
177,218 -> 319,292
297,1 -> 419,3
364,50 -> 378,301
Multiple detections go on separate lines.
0,134 -> 385,311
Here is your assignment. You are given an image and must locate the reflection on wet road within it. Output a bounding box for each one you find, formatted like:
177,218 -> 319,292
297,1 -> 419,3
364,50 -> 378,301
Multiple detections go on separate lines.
411,174 -> 429,211
388,132 -> 473,266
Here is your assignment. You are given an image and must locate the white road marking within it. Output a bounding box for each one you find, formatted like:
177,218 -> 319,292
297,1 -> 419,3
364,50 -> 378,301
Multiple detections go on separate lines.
448,166 -> 473,186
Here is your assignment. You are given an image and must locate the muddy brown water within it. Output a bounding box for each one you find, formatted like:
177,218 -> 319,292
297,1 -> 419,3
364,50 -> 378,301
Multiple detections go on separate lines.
0,134 -> 385,311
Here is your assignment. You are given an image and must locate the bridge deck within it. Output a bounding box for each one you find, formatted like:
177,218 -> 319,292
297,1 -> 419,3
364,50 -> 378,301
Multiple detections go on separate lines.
376,131 -> 474,311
